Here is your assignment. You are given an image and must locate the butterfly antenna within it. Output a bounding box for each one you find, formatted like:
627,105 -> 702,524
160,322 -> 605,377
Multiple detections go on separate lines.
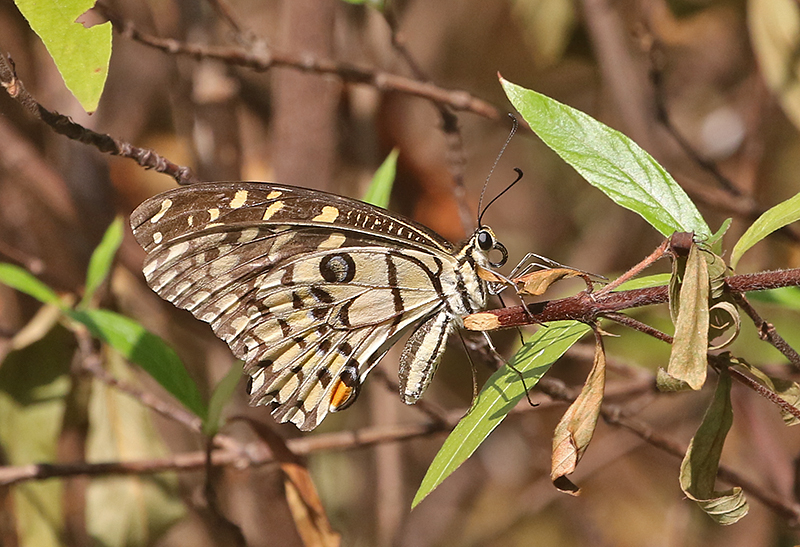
477,114 -> 518,226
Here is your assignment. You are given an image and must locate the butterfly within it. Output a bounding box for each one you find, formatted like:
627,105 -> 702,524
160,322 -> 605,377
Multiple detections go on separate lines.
130,182 -> 508,430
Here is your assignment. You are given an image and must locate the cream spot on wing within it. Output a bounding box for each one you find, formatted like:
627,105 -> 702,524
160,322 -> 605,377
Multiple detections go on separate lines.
313,206 -> 340,223
210,254 -> 240,276
231,315 -> 251,336
216,292 -> 240,312
188,290 -> 212,310
207,223 -> 223,228
143,260 -> 158,279
164,241 -> 190,265
238,227 -> 260,243
151,198 -> 173,223
187,215 -> 194,227
262,201 -> 284,220
153,232 -> 163,244
318,233 -> 346,249
208,208 -> 220,221
230,190 -> 248,209
267,190 -> 283,200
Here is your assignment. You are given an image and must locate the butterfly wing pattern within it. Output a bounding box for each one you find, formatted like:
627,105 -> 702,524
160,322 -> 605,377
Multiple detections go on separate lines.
130,182 -> 506,430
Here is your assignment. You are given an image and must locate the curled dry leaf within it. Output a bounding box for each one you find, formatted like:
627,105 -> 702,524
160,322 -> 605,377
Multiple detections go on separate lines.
551,332 -> 606,495
659,243 -> 709,392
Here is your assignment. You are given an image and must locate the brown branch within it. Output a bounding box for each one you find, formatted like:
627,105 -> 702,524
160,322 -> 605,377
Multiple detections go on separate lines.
466,268 -> 800,331
99,8 -> 499,121
0,53 -> 197,185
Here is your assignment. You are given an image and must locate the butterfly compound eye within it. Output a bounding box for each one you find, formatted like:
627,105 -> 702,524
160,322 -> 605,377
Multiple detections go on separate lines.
477,229 -> 493,251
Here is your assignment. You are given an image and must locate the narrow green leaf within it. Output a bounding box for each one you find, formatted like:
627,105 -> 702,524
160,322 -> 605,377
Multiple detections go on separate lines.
81,216 -> 124,308
730,191 -> 800,269
551,335 -> 605,494
339,0 -> 385,9
679,371 -> 749,525
86,350 -> 185,546
412,321 -> 591,508
14,0 -> 111,112
659,244 -> 709,391
749,286 -> 800,309
362,148 -> 399,208
203,363 -> 243,437
709,218 -> 732,255
69,308 -> 207,419
0,263 -> 64,309
501,77 -> 710,239
615,273 -> 671,291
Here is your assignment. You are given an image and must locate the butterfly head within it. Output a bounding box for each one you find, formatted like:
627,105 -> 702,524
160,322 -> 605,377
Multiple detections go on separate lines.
473,226 -> 508,268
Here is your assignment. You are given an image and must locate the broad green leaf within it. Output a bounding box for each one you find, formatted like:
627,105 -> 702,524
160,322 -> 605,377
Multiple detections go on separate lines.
203,362 -> 243,437
86,350 -> 185,547
0,263 -> 64,308
362,148 -> 399,208
81,216 -> 124,308
679,371 -> 749,525
412,321 -> 591,508
0,326 -> 73,547
551,335 -> 605,494
659,244 -> 709,391
69,308 -> 207,419
501,78 -> 710,239
731,191 -> 800,269
748,0 -> 800,132
15,0 -> 111,112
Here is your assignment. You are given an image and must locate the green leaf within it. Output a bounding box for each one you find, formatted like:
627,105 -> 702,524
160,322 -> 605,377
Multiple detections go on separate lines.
615,273 -> 671,291
0,263 -> 65,309
730,191 -> 800,269
203,363 -> 243,437
708,218 -> 732,255
412,321 -> 591,508
69,308 -> 207,419
679,371 -> 749,525
0,326 -> 73,547
659,244 -> 709,391
86,350 -> 185,547
749,286 -> 800,309
362,148 -> 399,208
501,77 -> 710,239
14,0 -> 111,112
81,216 -> 124,308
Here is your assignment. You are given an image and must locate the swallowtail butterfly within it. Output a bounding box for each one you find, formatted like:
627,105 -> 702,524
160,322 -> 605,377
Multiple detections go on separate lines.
130,182 -> 508,430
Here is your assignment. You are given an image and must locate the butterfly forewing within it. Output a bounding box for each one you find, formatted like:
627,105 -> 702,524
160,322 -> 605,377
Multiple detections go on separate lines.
131,182 -> 495,430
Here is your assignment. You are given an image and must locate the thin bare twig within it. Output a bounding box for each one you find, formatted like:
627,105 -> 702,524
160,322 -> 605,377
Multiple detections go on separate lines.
0,53 -> 197,185
98,7 -> 500,121
732,293 -> 800,371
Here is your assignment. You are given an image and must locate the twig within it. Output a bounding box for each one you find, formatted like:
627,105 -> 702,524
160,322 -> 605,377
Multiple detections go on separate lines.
99,8 -> 499,120
383,9 -> 473,236
0,53 -> 197,185
732,293 -> 800,371
75,329 -> 204,432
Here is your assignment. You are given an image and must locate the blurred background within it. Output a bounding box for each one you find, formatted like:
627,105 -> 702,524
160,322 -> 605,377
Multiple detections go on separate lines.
1,0 -> 800,545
